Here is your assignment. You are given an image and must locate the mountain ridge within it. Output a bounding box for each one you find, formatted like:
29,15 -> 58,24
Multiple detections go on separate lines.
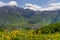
0,5 -> 60,29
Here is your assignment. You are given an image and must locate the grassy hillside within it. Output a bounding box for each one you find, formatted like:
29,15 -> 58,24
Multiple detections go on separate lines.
36,22 -> 60,34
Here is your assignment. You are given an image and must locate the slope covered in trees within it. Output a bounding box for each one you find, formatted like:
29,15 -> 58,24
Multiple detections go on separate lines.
36,22 -> 60,34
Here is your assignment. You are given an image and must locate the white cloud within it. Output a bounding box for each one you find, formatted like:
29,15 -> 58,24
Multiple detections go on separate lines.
24,3 -> 42,11
0,2 -> 6,7
24,3 -> 60,11
0,1 -> 18,7
45,3 -> 60,11
8,1 -> 18,6
48,0 -> 57,3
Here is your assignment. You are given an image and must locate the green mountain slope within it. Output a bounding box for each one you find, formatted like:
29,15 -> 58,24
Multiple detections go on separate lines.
0,6 -> 60,29
36,22 -> 60,34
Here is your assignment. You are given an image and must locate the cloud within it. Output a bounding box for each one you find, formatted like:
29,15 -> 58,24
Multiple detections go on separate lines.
24,3 -> 42,11
49,3 -> 60,6
0,2 -> 6,7
0,1 -> 18,7
8,1 -> 18,6
48,0 -> 57,3
24,3 -> 60,11
45,3 -> 60,11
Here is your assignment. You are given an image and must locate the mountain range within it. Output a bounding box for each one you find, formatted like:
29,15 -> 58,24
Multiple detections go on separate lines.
0,5 -> 60,29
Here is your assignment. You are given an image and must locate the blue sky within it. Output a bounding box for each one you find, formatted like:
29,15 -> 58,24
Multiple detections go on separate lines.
0,0 -> 60,7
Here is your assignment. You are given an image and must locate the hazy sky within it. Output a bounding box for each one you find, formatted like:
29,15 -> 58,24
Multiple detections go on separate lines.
0,0 -> 60,7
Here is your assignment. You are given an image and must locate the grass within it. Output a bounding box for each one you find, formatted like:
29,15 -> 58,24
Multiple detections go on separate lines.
0,29 -> 60,40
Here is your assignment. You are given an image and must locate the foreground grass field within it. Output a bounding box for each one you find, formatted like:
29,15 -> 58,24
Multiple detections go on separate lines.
0,30 -> 60,40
